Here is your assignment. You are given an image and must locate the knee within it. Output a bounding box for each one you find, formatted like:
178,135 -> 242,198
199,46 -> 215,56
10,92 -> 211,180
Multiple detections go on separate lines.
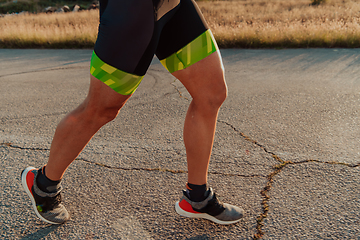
205,73 -> 228,107
68,101 -> 123,128
87,104 -> 122,125
194,78 -> 228,112
213,81 -> 228,107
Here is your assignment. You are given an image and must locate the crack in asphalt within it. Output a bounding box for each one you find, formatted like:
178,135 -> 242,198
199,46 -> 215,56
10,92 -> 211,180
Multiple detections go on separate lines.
218,120 -> 284,163
217,120 -> 359,239
0,66 -> 87,79
254,159 -> 358,240
0,112 -> 68,123
0,142 -> 49,151
293,159 -> 359,168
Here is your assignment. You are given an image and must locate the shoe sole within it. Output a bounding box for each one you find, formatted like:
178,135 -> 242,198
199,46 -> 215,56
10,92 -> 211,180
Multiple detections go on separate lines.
21,167 -> 62,225
175,201 -> 241,225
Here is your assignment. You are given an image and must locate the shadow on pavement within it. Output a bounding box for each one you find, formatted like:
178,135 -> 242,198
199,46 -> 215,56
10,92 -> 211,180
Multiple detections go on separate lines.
20,225 -> 60,240
186,234 -> 211,240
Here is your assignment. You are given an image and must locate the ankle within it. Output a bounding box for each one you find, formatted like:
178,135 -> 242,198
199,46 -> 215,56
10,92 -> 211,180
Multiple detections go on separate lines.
186,183 -> 210,202
36,166 -> 62,193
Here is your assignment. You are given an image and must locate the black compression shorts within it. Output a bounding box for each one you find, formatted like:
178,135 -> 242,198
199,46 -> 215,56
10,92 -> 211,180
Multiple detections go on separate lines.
90,0 -> 219,95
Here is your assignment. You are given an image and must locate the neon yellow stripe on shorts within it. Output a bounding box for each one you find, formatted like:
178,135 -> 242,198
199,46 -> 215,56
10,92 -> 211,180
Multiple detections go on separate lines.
90,51 -> 144,95
160,29 -> 218,73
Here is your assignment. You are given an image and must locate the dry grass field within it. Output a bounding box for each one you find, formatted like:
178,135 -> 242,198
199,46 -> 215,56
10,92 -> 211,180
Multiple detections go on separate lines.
199,0 -> 360,48
0,10 -> 99,48
1,0 -> 360,48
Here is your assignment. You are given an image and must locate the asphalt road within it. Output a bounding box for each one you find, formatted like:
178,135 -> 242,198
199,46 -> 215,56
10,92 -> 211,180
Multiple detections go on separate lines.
0,49 -> 359,239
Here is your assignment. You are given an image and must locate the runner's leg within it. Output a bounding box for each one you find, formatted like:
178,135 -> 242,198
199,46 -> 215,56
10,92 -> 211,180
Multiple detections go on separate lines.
21,0 -> 171,225
172,51 -> 226,185
158,0 -> 243,224
156,0 -> 226,185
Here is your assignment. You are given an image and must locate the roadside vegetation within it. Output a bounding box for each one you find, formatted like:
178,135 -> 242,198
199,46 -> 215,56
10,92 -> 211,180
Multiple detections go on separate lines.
0,0 -> 94,14
0,9 -> 98,48
1,0 -> 360,48
199,0 -> 360,48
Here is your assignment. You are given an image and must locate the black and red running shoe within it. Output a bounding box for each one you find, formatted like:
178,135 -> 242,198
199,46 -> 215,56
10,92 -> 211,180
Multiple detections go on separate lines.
21,167 -> 70,224
175,187 -> 244,225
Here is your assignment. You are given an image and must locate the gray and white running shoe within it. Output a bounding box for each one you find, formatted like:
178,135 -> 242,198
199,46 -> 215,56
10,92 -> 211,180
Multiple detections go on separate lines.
21,167 -> 70,224
175,187 -> 244,225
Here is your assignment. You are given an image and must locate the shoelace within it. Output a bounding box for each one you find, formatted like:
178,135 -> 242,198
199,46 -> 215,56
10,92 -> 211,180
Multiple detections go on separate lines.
36,192 -> 62,212
47,194 -> 62,209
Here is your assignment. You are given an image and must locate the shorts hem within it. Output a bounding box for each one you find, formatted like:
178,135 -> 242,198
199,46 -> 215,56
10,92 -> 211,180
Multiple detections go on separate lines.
90,51 -> 144,95
160,29 -> 218,73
